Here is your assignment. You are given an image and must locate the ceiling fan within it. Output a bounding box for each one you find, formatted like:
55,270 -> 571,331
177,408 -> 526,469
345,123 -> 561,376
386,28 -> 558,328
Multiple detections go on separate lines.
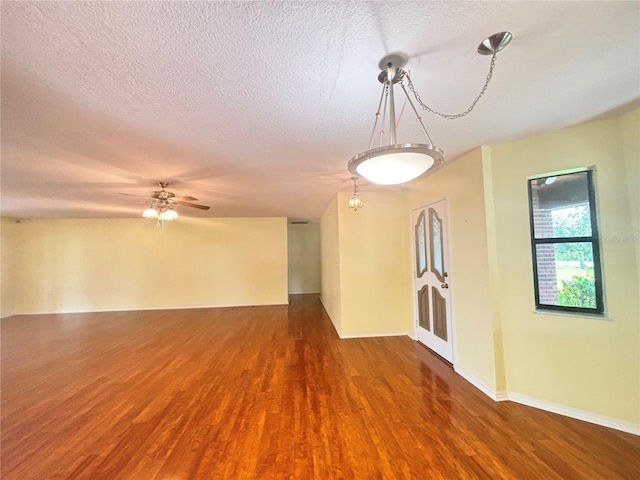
120,182 -> 210,220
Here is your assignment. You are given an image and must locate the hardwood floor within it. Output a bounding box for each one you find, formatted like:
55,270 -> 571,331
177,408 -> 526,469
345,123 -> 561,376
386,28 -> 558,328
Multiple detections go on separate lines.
1,294 -> 638,479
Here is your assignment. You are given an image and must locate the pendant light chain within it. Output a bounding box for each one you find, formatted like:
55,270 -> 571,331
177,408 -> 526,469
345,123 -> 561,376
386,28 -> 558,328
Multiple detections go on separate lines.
403,52 -> 498,120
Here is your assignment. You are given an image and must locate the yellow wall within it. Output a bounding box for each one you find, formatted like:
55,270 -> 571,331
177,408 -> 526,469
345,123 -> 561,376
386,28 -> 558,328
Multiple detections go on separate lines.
287,223 -> 321,294
320,196 -> 342,333
337,191 -> 412,337
481,146 -> 508,393
319,191 -> 412,337
2,216 -> 288,315
404,148 -> 502,392
490,110 -> 640,424
621,108 -> 640,294
1,217 -> 18,317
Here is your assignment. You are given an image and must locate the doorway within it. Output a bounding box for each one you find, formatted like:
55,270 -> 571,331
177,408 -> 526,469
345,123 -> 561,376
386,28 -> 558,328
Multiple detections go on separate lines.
411,199 -> 454,363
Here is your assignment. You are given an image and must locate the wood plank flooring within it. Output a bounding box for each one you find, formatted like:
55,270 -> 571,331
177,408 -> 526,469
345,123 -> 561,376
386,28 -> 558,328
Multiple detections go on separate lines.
1,294 -> 638,479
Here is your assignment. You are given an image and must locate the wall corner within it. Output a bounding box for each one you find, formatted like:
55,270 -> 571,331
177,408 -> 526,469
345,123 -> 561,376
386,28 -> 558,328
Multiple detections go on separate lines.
481,145 -> 507,392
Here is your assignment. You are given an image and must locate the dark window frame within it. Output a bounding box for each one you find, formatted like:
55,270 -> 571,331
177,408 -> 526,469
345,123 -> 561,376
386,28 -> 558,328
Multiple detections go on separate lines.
527,170 -> 604,314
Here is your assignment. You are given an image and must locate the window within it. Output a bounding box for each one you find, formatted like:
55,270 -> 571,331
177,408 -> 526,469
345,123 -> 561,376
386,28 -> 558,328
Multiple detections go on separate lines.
527,170 -> 604,314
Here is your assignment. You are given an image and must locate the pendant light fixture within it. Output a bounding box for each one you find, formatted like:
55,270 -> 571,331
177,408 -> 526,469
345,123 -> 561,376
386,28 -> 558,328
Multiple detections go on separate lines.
348,32 -> 512,185
348,177 -> 363,212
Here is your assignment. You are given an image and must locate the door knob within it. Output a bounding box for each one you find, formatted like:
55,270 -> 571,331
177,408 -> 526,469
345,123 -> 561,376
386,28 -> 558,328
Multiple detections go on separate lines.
441,283 -> 449,289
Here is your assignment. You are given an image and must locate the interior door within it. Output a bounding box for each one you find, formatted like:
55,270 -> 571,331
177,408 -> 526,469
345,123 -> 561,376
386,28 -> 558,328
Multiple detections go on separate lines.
412,199 -> 454,363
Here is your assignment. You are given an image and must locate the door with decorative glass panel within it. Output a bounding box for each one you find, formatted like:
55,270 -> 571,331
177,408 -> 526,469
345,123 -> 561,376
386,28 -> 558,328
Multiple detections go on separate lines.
412,199 -> 454,363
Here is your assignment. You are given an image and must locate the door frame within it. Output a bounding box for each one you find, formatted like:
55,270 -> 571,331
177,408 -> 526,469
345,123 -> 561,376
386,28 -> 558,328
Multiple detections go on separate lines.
409,197 -> 456,365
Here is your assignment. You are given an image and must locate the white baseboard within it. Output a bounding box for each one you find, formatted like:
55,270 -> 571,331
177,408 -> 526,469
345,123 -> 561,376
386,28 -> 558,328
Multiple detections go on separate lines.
6,301 -> 289,316
454,366 -> 506,401
454,367 -> 639,436
495,391 -> 509,402
316,299 -> 410,340
505,392 -> 640,436
338,331 -> 409,339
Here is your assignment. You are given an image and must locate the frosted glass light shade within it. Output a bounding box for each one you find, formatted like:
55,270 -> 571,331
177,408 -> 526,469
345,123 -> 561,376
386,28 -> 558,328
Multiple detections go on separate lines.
159,209 -> 178,221
143,207 -> 159,218
356,153 -> 433,185
348,143 -> 443,185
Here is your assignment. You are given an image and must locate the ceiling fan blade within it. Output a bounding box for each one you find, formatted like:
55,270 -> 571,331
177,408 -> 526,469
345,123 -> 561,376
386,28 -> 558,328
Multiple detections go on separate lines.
119,193 -> 153,199
172,195 -> 199,201
176,201 -> 210,210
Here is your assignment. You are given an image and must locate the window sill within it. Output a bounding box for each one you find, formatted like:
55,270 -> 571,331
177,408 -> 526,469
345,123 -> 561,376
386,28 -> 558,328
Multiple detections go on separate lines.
533,309 -> 611,321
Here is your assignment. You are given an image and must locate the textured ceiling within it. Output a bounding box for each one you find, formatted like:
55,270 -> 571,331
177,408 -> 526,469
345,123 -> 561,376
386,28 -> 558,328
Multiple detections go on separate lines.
2,1 -> 639,221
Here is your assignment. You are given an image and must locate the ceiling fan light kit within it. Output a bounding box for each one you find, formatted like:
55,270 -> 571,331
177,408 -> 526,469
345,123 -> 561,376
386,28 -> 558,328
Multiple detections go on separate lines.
121,182 -> 210,225
143,201 -> 179,226
348,32 -> 512,186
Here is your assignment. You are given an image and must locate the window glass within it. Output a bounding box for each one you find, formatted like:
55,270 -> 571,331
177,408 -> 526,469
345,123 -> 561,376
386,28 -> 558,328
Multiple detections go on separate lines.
534,243 -> 596,309
530,172 -> 592,239
430,208 -> 444,281
528,170 -> 603,314
416,212 -> 427,277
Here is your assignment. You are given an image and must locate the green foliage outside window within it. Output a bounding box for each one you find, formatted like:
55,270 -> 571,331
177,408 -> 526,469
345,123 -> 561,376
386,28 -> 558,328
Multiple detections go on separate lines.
552,206 -> 592,263
558,273 -> 596,309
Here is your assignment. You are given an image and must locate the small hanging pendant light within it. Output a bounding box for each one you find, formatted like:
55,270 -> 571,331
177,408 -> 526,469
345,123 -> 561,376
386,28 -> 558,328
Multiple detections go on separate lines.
348,177 -> 363,212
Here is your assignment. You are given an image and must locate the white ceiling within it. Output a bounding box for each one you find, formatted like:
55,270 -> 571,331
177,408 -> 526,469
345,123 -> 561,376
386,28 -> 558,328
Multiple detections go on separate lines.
2,1 -> 639,221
